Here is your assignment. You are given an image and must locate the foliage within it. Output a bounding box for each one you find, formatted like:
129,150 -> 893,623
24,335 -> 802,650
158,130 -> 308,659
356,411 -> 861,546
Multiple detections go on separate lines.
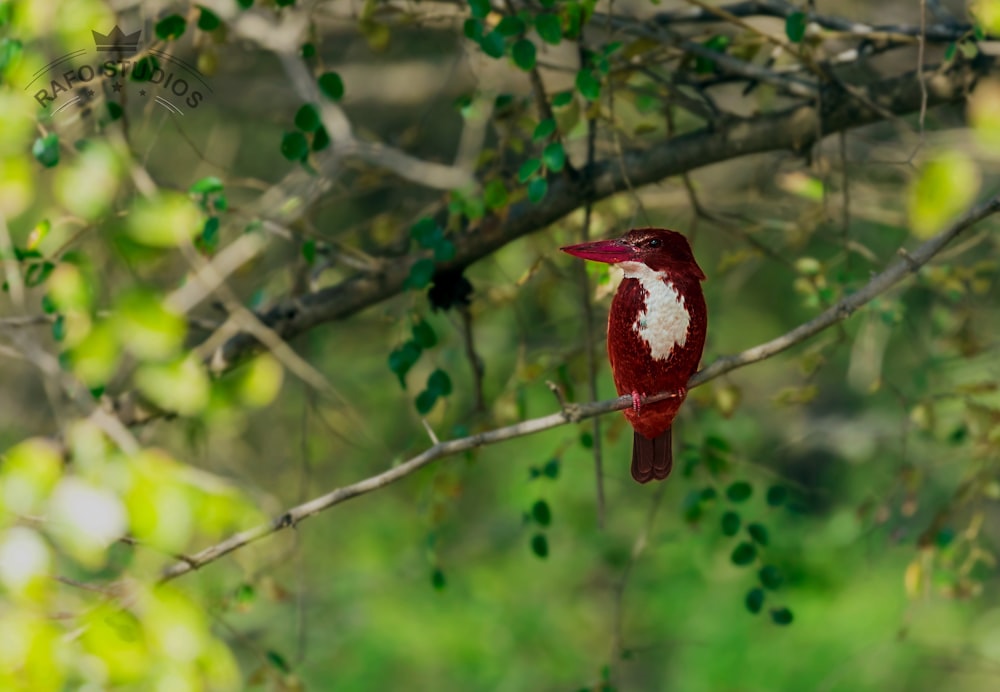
0,0 -> 999,690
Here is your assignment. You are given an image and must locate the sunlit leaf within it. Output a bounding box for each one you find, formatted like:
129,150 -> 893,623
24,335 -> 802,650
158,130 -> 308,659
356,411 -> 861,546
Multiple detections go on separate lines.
126,192 -> 203,248
114,288 -> 186,360
135,356 -> 211,416
908,151 -> 980,239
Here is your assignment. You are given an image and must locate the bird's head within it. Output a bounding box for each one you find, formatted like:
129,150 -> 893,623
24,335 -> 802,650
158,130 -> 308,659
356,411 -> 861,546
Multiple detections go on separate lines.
560,228 -> 705,281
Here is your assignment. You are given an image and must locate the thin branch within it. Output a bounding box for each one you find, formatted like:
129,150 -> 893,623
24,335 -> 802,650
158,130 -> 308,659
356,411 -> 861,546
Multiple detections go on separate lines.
159,194 -> 1000,582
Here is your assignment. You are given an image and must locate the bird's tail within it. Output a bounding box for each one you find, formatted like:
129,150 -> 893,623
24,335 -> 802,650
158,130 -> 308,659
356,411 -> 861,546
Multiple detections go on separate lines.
631,428 -> 673,483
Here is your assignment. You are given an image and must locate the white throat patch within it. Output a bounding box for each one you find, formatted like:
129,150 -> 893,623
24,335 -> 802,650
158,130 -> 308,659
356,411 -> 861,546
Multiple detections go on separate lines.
619,261 -> 690,361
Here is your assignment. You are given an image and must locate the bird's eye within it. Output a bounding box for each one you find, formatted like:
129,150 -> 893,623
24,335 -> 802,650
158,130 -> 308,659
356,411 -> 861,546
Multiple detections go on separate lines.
647,238 -> 662,248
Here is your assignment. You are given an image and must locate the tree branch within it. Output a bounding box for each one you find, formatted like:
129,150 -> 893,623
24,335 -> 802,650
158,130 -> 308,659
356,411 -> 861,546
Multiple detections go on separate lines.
168,57 -> 993,397
160,193 -> 1000,582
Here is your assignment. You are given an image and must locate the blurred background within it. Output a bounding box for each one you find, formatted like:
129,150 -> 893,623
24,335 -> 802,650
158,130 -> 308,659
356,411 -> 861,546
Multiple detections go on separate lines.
2,0 -> 1000,689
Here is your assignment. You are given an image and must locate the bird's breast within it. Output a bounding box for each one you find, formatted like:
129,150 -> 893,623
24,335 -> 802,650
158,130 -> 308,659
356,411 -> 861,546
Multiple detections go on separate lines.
616,262 -> 690,361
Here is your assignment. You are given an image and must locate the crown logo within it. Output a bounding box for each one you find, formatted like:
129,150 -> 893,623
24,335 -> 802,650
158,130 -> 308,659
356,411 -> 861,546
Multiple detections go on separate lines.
92,26 -> 141,54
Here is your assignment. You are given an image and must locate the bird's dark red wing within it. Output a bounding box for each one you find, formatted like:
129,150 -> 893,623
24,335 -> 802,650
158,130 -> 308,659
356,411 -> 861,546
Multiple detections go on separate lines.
631,428 -> 673,483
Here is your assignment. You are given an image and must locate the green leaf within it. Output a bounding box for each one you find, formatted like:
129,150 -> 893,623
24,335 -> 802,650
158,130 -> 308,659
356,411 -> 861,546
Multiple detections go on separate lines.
24,262 -> 54,288
411,320 -> 437,348
747,522 -> 769,546
695,35 -> 730,73
0,37 -> 24,74
745,587 -> 765,614
542,141 -> 565,172
301,239 -> 317,264
434,239 -> 456,262
312,125 -> 331,151
388,340 -> 422,387
280,131 -> 309,161
518,158 -> 541,182
759,565 -> 783,590
533,118 -> 556,141
198,216 -> 220,253
726,481 -> 753,502
531,499 -> 552,526
197,7 -> 221,31
415,388 -> 438,414
575,69 -> 601,100
464,18 -> 484,40
236,0 -> 253,7
721,511 -> 741,536
405,258 -> 437,290
431,568 -> 446,590
771,607 -> 794,625
317,72 -> 345,101
106,101 -> 123,121
266,650 -> 291,674
944,42 -> 957,62
301,42 -> 316,58
730,541 -> 756,566
580,431 -> 593,449
511,38 -> 536,70
468,0 -> 490,19
155,14 -> 187,40
189,176 -> 224,194
785,11 -> 808,42
294,104 -> 321,132
427,368 -> 452,396
480,29 -> 505,58
32,134 -> 60,168
551,90 -> 574,107
700,486 -> 717,501
130,56 -> 160,83
530,533 -> 548,558
936,527 -> 956,548
52,314 -> 65,342
542,458 -> 559,478
234,583 -> 256,605
496,16 -> 525,37
527,177 -> 547,204
483,179 -> 508,210
411,217 -> 443,248
908,151 -> 980,239
535,13 -> 562,45
766,485 -> 788,507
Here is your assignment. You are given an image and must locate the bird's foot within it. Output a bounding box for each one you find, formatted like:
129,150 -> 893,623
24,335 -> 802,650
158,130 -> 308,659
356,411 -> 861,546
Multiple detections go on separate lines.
631,391 -> 642,414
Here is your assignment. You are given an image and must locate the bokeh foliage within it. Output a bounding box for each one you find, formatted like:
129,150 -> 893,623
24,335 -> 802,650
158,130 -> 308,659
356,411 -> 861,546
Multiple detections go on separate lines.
1,0 -> 1000,690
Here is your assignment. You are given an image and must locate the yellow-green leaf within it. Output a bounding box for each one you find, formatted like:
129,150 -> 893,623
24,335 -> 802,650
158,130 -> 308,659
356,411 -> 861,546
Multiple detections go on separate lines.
908,151 -> 981,239
114,288 -> 187,360
126,192 -> 203,248
135,356 -> 210,415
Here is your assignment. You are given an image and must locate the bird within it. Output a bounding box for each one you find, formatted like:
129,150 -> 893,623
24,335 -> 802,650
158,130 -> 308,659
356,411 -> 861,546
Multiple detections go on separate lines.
561,228 -> 707,483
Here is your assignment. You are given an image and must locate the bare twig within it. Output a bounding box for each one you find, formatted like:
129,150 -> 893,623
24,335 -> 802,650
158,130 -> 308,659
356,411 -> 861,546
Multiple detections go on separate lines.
159,194 -> 1000,581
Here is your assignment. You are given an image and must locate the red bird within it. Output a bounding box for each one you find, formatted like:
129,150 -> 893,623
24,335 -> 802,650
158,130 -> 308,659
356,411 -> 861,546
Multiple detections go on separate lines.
562,228 -> 707,483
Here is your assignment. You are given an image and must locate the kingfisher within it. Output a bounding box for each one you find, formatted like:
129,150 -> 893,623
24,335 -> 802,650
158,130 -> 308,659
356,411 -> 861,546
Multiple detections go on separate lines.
562,228 -> 707,483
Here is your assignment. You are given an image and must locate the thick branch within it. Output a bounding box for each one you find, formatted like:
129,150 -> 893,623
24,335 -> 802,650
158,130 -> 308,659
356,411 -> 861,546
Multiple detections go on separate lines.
160,194 -> 1000,582
186,57 -> 993,389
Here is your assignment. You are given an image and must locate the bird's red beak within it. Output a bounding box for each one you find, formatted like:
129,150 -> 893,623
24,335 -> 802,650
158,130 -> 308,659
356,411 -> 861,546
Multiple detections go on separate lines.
560,238 -> 636,264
